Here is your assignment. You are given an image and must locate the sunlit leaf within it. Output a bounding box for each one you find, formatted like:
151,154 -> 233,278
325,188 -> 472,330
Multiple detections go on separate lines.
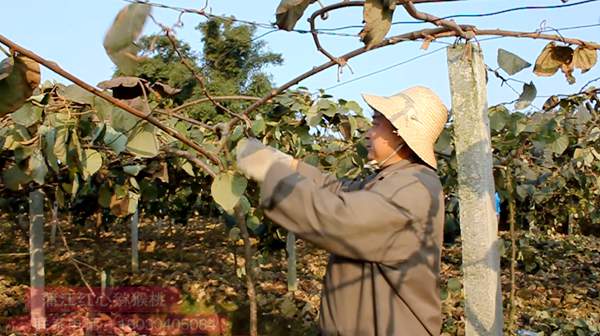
211,172 -> 247,213
572,46 -> 597,74
11,102 -> 42,127
81,149 -> 102,180
103,125 -> 127,154
497,48 -> 531,76
515,82 -> 537,110
126,123 -> 159,158
27,149 -> 48,185
61,84 -> 94,105
549,135 -> 569,155
123,164 -> 145,176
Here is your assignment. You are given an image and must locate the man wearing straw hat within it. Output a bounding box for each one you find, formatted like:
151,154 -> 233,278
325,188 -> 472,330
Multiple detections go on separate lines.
236,86 -> 448,335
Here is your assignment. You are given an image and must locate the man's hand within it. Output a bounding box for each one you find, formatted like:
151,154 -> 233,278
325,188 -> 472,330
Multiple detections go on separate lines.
236,138 -> 294,183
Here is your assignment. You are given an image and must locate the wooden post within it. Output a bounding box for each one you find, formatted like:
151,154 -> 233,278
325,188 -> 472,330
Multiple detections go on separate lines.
447,43 -> 503,336
286,232 -> 297,292
131,208 -> 139,273
29,190 -> 46,331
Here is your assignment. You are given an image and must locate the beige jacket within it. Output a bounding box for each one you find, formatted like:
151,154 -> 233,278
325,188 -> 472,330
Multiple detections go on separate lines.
260,159 -> 445,336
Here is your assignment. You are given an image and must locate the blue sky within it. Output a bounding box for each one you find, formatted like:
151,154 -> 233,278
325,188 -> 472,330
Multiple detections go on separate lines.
2,0 -> 599,116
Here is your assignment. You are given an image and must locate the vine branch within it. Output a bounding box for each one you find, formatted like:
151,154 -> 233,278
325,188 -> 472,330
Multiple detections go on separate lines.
0,34 -> 223,172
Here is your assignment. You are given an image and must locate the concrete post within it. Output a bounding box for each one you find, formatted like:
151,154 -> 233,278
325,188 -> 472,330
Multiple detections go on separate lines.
286,232 -> 297,292
447,43 -> 503,336
131,208 -> 139,272
29,190 -> 46,331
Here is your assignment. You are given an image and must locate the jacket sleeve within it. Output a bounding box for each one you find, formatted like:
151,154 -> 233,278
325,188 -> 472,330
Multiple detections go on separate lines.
261,162 -> 435,263
295,160 -> 343,193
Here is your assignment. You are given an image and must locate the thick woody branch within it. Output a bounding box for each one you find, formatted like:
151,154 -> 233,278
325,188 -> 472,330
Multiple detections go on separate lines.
240,25 -> 600,116
402,1 -> 468,38
0,34 -> 222,167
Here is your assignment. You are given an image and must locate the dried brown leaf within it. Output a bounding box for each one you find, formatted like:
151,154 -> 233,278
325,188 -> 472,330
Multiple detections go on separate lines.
572,46 -> 597,73
359,0 -> 395,50
275,0 -> 313,31
533,42 -> 573,77
0,55 -> 41,116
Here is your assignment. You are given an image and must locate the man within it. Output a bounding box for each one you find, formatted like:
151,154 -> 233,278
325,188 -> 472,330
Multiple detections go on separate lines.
236,86 -> 448,335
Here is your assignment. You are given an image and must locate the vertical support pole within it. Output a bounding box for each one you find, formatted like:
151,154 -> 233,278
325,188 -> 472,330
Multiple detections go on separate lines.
131,208 -> 139,273
447,43 -> 503,336
29,190 -> 46,331
50,201 -> 58,246
286,232 -> 297,292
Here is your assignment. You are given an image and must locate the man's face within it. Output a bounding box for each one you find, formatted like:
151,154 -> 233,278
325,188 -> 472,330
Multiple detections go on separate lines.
365,111 -> 404,163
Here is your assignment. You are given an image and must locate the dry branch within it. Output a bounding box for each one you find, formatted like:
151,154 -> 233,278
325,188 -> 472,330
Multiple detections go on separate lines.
240,24 -> 600,117
402,1 -> 469,38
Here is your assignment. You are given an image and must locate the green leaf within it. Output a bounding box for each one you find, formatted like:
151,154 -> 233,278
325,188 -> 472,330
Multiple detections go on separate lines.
81,149 -> 102,180
180,161 -> 195,177
488,105 -> 510,131
434,128 -> 453,156
28,149 -> 48,185
42,127 -> 60,173
549,135 -> 569,155
11,102 -> 42,127
103,125 -> 127,154
112,106 -> 140,133
61,85 -> 94,105
126,123 -> 159,158
238,196 -> 252,215
211,172 -> 247,213
2,165 -> 31,190
103,3 -> 151,75
344,100 -> 363,116
251,116 -> 266,136
123,164 -> 145,176
515,82 -> 537,110
53,127 -> 69,163
348,115 -> 358,138
497,48 -> 531,76
0,56 -> 40,116
98,184 -> 112,208
359,0 -> 395,50
246,215 -> 261,233
447,277 -> 461,292
275,0 -> 312,31
228,227 -> 241,241
93,96 -> 113,122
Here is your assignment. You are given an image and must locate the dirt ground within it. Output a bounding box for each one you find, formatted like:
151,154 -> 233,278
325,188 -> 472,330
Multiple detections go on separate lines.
0,214 -> 598,335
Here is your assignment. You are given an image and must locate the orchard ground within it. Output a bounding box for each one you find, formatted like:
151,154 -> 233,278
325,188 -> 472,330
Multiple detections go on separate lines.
0,213 -> 598,335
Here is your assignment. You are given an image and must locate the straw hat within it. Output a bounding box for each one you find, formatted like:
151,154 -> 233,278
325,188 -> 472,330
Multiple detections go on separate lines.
361,86 -> 448,169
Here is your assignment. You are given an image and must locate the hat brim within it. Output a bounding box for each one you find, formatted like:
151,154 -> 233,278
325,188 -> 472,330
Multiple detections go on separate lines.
361,93 -> 438,169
